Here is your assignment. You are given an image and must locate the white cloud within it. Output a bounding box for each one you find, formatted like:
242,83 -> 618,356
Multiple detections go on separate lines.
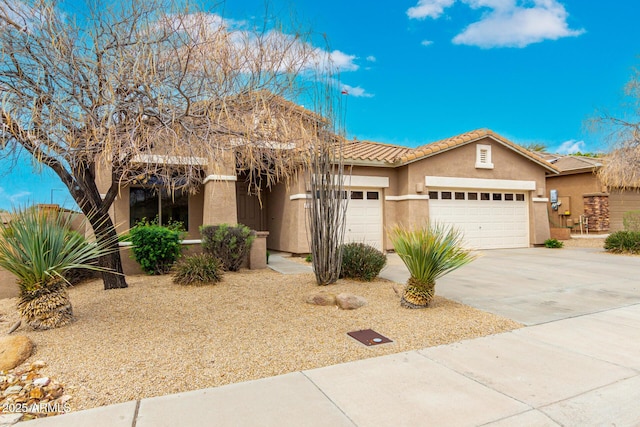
421,40 -> 434,46
328,50 -> 359,72
166,13 -> 359,74
366,55 -> 376,62
453,0 -> 585,48
408,0 -> 584,48
0,187 -> 31,206
340,84 -> 374,98
407,0 -> 456,19
555,139 -> 585,154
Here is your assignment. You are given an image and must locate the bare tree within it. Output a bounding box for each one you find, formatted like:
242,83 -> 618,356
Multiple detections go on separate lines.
595,67 -> 640,189
306,127 -> 347,286
0,0 -> 343,289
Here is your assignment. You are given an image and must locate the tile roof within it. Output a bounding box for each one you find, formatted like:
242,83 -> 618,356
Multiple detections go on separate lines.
546,155 -> 603,173
341,128 -> 558,173
341,140 -> 413,163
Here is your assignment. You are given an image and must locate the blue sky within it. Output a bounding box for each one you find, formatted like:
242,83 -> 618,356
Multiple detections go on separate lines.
1,0 -> 639,210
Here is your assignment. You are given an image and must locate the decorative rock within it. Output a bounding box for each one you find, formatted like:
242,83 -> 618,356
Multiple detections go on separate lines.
29,387 -> 44,399
305,292 -> 337,306
33,377 -> 50,387
0,336 -> 34,371
3,385 -> 22,396
30,361 -> 46,370
0,413 -> 24,425
336,293 -> 367,310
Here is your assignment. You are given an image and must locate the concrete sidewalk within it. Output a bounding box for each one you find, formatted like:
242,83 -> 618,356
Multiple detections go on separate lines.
19,248 -> 640,426
20,304 -> 640,426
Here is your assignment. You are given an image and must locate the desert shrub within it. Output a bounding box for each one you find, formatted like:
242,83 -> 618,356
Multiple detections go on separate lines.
623,210 -> 640,232
128,223 -> 183,274
173,254 -> 223,286
339,242 -> 387,281
544,238 -> 564,248
200,224 -> 255,271
604,231 -> 640,254
305,254 -> 312,263
389,223 -> 476,308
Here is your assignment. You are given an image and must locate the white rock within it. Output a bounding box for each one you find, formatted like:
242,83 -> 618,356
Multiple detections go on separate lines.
33,377 -> 50,387
0,413 -> 23,425
3,385 -> 22,396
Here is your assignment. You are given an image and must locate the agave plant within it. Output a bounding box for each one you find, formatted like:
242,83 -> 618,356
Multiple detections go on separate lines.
389,223 -> 476,309
0,207 -> 117,330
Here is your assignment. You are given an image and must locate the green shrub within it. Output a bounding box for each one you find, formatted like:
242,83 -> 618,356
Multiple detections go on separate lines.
389,223 -> 476,308
173,254 -> 223,286
604,231 -> 640,254
339,242 -> 387,281
623,210 -> 640,232
200,224 -> 255,271
128,223 -> 183,274
544,238 -> 564,248
304,254 -> 312,263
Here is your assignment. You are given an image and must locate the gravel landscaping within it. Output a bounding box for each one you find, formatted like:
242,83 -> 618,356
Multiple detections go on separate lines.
0,269 -> 521,413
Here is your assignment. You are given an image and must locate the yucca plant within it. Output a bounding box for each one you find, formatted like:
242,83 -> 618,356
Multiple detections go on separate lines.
389,223 -> 477,309
0,207 -> 117,330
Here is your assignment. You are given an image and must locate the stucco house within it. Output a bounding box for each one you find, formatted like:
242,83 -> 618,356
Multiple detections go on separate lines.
102,127 -> 559,255
543,154 -> 640,233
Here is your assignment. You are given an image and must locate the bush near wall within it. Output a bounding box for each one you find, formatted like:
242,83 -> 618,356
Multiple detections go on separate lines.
604,231 -> 640,254
128,223 -> 183,275
339,242 -> 387,282
201,224 -> 255,272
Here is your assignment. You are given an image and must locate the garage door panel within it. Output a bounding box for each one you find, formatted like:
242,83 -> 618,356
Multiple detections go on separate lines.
344,189 -> 383,249
429,189 -> 529,249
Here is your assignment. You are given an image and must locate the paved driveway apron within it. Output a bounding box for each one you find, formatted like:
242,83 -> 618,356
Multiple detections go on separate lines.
381,247 -> 640,325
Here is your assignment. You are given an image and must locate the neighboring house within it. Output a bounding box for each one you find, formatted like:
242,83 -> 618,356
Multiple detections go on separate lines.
543,154 -> 640,233
542,154 -> 608,233
102,127 -> 559,254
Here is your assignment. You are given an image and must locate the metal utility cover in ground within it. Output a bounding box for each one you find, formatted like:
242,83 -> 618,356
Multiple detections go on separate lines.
347,329 -> 393,346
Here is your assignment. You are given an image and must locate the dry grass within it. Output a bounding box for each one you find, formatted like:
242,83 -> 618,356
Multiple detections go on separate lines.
0,270 -> 521,412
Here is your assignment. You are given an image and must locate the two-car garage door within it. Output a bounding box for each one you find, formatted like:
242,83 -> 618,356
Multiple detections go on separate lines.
339,187 -> 530,251
428,189 -> 529,249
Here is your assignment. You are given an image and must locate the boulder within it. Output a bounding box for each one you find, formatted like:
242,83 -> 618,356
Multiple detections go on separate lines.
336,293 -> 367,310
0,335 -> 34,371
306,292 -> 337,306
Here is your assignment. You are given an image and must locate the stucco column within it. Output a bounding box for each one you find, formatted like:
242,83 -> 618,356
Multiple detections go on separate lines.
532,196 -> 551,245
202,157 -> 238,226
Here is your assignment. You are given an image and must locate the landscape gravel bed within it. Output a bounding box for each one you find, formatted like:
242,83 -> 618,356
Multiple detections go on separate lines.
0,270 -> 521,412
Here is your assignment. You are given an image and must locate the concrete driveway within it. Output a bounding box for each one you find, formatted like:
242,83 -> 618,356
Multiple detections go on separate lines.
380,246 -> 640,325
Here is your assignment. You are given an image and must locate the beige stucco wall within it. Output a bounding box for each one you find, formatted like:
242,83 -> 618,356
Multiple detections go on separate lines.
266,171 -> 309,254
609,189 -> 640,232
393,137 -> 551,246
546,171 -> 601,229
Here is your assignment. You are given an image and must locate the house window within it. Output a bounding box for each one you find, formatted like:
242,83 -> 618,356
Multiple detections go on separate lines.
505,193 -> 514,201
516,193 -> 525,201
441,191 -> 452,200
475,144 -> 494,169
455,192 -> 465,200
468,192 -> 478,200
351,191 -> 364,200
428,191 -> 439,200
366,191 -> 379,200
130,188 -> 189,230
493,193 -> 502,201
481,192 -> 490,200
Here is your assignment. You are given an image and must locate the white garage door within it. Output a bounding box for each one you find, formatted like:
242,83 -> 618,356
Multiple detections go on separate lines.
344,189 -> 383,249
428,189 -> 529,249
